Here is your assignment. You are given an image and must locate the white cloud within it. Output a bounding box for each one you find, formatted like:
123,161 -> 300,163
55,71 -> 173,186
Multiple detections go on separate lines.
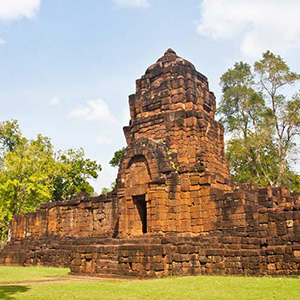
0,0 -> 40,21
112,0 -> 150,8
69,99 -> 117,123
196,0 -> 300,58
49,96 -> 61,106
96,134 -> 113,145
0,38 -> 5,45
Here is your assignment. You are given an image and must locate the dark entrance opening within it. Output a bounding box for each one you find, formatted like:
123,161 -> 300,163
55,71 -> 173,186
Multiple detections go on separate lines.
133,195 -> 147,234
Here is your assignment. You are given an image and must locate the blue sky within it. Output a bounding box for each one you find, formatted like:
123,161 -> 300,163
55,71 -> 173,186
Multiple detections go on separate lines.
0,0 -> 300,192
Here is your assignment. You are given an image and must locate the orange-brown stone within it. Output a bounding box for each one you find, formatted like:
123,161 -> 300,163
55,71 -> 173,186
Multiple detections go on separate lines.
1,49 -> 300,278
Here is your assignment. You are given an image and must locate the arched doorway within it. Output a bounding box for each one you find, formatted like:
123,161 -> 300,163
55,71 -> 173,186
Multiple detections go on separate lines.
123,155 -> 151,235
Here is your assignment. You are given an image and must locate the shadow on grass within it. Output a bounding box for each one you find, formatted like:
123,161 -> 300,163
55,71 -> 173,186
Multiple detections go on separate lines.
0,286 -> 30,300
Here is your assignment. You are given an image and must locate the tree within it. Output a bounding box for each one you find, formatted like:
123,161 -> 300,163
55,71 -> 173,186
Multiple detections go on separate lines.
101,187 -> 111,195
0,134 -> 56,239
0,120 -> 102,240
0,120 -> 22,153
219,51 -> 300,190
109,147 -> 125,167
101,148 -> 126,195
254,51 -> 300,186
53,148 -> 101,201
101,181 -> 116,195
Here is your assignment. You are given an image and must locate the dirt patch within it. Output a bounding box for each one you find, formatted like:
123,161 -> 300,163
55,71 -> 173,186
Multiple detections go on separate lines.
0,276 -> 119,286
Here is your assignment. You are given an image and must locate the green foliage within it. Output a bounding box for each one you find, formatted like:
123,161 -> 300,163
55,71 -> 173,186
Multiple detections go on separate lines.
109,147 -> 125,167
0,120 -> 101,240
0,133 -> 56,239
219,51 -> 300,190
0,120 -> 22,153
101,187 -> 111,195
101,181 -> 116,195
219,61 -> 266,135
167,149 -> 179,173
53,149 -> 101,201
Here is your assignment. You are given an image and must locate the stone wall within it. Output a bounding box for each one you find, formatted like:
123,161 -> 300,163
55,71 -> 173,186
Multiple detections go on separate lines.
9,192 -> 118,240
60,187 -> 300,277
1,186 -> 299,276
1,49 -> 299,277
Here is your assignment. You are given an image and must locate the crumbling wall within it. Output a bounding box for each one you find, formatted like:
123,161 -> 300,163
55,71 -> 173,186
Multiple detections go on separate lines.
69,187 -> 300,277
2,186 -> 299,277
9,192 -> 118,240
1,49 -> 299,277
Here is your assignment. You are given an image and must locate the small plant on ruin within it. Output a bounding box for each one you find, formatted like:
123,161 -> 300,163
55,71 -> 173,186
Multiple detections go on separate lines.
109,147 -> 125,167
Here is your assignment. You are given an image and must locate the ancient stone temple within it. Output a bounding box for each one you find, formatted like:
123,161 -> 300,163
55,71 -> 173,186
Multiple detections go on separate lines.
118,48 -> 231,236
1,49 -> 300,277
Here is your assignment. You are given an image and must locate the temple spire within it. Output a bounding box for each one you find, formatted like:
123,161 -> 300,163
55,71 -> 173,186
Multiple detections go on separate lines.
164,48 -> 176,55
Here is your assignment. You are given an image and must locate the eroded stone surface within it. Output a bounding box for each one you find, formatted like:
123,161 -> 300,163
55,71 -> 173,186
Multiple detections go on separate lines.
1,49 -> 299,277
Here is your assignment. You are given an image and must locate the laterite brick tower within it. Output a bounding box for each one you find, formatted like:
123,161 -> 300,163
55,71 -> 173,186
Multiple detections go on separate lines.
117,49 -> 231,236
2,49 -> 299,277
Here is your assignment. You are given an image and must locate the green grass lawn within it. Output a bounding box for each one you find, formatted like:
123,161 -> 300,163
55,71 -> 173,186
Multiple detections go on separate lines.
0,267 -> 299,300
0,266 -> 69,284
